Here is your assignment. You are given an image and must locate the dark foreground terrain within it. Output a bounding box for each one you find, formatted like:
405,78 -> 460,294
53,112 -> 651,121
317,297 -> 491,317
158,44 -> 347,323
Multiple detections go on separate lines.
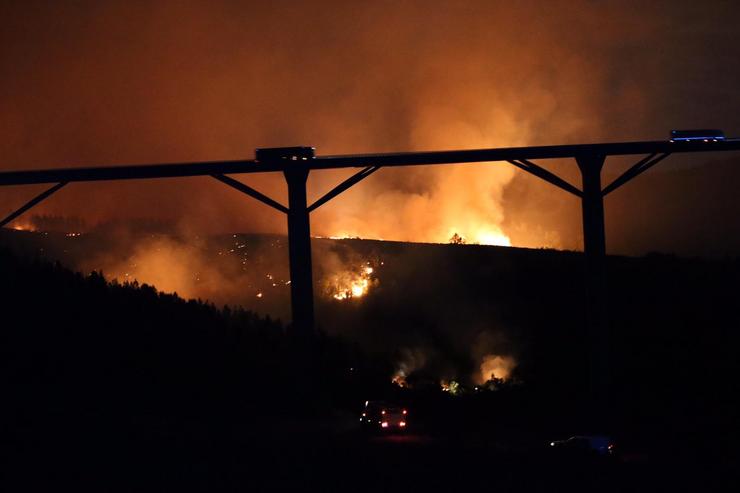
8,410 -> 739,492
3,231 -> 740,491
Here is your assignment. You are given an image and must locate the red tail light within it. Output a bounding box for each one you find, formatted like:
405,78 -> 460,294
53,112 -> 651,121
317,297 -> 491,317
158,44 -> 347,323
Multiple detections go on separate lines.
381,422 -> 389,428
399,421 -> 406,427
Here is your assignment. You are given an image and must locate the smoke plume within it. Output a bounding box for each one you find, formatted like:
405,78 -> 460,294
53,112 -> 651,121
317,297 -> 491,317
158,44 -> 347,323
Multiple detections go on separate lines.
477,355 -> 517,384
3,1 -> 739,254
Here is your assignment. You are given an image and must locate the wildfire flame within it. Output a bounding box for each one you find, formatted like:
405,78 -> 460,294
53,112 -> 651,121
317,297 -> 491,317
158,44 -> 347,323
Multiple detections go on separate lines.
327,263 -> 377,301
325,229 -> 511,247
476,354 -> 516,384
448,227 -> 511,247
472,229 -> 511,247
440,379 -> 462,395
391,374 -> 408,388
9,221 -> 36,232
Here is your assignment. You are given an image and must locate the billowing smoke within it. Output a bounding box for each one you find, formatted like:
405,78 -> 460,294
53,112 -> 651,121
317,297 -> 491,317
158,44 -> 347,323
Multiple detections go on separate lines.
314,164 -> 515,246
467,327 -> 518,385
3,1 -> 739,255
476,355 -> 517,384
392,348 -> 429,388
73,224 -> 293,320
81,236 -> 242,303
4,1 -> 740,402
70,225 -> 385,321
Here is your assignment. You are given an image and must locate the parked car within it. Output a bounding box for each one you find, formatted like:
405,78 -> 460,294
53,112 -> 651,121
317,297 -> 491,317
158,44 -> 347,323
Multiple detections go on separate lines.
549,435 -> 616,457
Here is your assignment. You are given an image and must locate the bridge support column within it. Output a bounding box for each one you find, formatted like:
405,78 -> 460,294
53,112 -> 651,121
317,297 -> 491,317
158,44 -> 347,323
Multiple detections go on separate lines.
284,167 -> 315,334
576,154 -> 609,415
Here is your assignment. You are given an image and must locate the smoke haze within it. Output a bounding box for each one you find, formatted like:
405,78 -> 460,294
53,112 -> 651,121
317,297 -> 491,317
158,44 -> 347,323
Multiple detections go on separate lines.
2,1 -> 740,254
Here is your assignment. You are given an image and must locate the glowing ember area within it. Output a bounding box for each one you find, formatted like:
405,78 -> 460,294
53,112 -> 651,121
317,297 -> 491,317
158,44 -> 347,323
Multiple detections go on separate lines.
440,379 -> 462,396
318,233 -> 363,240
10,221 -> 35,232
391,374 -> 408,388
476,354 -> 516,384
471,229 -> 511,247
322,226 -> 511,247
316,158 -> 518,248
448,228 -> 511,247
85,236 -> 268,305
326,263 -> 377,301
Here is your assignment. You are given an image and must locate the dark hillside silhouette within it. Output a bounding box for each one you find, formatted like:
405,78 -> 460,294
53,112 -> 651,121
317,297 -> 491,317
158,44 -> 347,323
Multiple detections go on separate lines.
2,247 -> 375,489
4,242 -> 740,490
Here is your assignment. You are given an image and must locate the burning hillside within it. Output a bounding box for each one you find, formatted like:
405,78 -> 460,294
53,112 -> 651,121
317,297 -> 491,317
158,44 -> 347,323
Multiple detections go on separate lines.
477,354 -> 517,385
0,1 -> 682,254
5,225 -> 740,399
0,228 -> 530,387
325,263 -> 379,301
390,348 -> 518,391
9,221 -> 35,232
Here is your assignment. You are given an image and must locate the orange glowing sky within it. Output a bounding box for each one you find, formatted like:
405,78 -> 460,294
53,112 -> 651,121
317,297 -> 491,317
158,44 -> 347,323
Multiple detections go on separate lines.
1,1 -> 740,255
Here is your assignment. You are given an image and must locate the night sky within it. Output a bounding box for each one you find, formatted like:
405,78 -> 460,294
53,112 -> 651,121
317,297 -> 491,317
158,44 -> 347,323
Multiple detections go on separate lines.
2,1 -> 740,256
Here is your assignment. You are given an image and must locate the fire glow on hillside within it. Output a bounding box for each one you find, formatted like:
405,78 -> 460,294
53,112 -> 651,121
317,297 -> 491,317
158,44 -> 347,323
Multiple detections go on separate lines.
476,354 -> 516,384
448,228 -> 511,247
391,374 -> 408,388
325,263 -> 378,301
11,221 -> 35,232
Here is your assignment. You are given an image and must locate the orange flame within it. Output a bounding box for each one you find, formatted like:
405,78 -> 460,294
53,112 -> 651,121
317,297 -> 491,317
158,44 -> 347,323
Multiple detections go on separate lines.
326,263 -> 377,301
391,374 -> 408,388
9,220 -> 36,232
476,354 -> 516,384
